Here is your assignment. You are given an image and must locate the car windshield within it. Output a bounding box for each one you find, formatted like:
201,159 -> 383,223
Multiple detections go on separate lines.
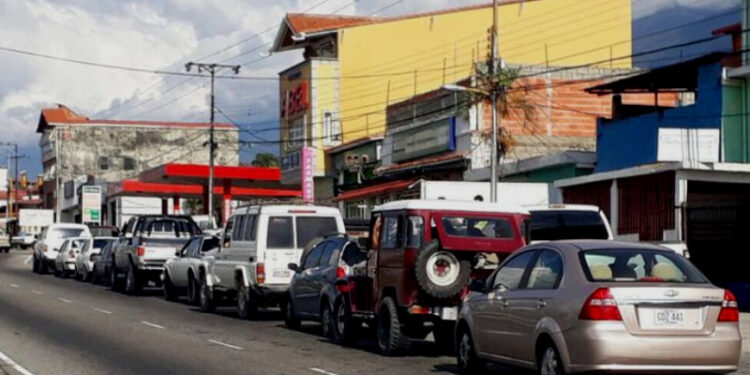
295,217 -> 338,249
530,210 -> 609,241
580,248 -> 708,283
198,221 -> 215,230
48,228 -> 85,240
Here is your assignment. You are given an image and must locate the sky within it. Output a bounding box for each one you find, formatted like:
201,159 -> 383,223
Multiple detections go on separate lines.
0,0 -> 741,178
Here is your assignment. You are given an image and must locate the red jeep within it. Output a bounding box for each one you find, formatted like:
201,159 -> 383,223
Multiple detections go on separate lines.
332,200 -> 529,355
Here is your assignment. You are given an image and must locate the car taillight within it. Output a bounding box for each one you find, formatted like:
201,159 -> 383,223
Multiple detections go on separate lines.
256,263 -> 265,284
579,288 -> 622,321
137,246 -> 145,257
718,290 -> 739,322
68,250 -> 76,259
336,266 -> 346,279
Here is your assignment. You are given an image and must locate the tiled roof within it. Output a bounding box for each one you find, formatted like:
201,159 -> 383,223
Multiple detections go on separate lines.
285,13 -> 379,34
37,105 -> 235,133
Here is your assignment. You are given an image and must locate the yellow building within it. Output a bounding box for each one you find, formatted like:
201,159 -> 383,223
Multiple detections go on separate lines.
271,0 -> 632,197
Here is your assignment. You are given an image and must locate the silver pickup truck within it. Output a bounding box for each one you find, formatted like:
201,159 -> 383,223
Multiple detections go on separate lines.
110,215 -> 201,294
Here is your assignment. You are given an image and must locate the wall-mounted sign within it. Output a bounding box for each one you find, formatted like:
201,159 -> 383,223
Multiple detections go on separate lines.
81,185 -> 102,225
392,117 -> 456,163
657,128 -> 719,163
281,81 -> 309,119
281,150 -> 301,172
301,147 -> 315,203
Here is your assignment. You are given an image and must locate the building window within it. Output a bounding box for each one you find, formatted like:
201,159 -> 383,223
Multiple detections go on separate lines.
323,112 -> 333,145
123,157 -> 135,171
345,200 -> 369,220
99,157 -> 109,171
287,118 -> 304,150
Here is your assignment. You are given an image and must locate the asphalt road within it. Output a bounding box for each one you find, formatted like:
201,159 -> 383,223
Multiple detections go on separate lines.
1,251 -> 749,375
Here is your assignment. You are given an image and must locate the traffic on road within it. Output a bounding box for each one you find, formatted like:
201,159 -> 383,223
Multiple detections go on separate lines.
1,201 -> 745,375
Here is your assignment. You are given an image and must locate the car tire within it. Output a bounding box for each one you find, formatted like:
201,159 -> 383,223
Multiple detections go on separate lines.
187,275 -> 198,306
163,272 -> 177,302
74,265 -> 82,281
237,284 -> 257,320
39,259 -> 48,275
110,267 -> 123,291
91,269 -> 99,285
284,296 -> 301,330
414,240 -> 471,299
124,263 -> 142,295
377,297 -> 410,356
32,256 -> 39,273
199,273 -> 216,313
456,326 -> 483,374
321,302 -> 334,339
434,322 -> 456,355
333,298 -> 358,346
539,344 -> 565,375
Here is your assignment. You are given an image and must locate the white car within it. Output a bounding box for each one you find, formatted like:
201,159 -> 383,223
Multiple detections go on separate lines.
163,235 -> 220,304
11,232 -> 37,249
54,237 -> 89,278
0,228 -> 9,253
33,224 -> 91,274
192,215 -> 221,236
74,237 -> 117,281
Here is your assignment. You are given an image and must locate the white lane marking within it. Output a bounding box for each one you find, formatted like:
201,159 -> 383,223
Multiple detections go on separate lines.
30,290 -> 43,295
140,321 -> 166,330
208,340 -> 244,351
93,308 -> 113,315
58,298 -> 73,304
24,256 -> 32,265
0,347 -> 36,375
310,368 -> 338,375
9,284 -> 19,288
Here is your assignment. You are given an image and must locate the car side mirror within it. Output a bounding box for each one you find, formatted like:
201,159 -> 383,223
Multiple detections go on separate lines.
469,279 -> 486,293
288,263 -> 299,272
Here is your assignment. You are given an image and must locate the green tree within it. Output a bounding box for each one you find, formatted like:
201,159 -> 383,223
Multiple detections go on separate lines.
251,152 -> 280,167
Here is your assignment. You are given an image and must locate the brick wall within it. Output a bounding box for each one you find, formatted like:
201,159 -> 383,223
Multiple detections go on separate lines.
479,65 -> 679,160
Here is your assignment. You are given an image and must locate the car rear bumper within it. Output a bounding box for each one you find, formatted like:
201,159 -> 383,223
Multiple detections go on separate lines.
565,321 -> 742,373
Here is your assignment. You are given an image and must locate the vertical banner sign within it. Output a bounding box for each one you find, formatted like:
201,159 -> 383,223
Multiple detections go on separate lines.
81,185 -> 102,225
301,147 -> 315,204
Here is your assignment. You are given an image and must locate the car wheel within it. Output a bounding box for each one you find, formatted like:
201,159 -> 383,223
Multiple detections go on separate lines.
199,273 -> 216,313
39,259 -> 48,275
74,265 -> 82,281
237,284 -> 257,320
434,322 -> 456,355
284,296 -> 301,330
110,267 -> 123,291
539,345 -> 565,375
321,302 -> 334,339
187,276 -> 198,306
32,256 -> 39,274
91,268 -> 99,284
124,263 -> 141,295
333,298 -> 358,346
163,272 -> 177,302
456,327 -> 483,374
377,297 -> 410,356
415,240 -> 471,299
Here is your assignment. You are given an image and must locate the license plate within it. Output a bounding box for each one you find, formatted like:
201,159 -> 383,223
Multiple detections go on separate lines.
441,307 -> 458,320
272,269 -> 290,278
639,308 -> 702,330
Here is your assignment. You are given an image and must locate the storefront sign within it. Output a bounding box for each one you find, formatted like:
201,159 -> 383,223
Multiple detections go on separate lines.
81,185 -> 102,225
392,117 -> 456,163
301,147 -> 315,203
281,82 -> 309,119
657,128 -> 719,163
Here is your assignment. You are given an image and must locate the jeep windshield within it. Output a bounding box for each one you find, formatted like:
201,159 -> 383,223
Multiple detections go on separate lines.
530,210 -> 609,241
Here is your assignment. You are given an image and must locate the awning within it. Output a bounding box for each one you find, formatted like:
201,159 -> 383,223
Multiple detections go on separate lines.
111,180 -> 301,199
138,163 -> 290,189
334,178 -> 419,202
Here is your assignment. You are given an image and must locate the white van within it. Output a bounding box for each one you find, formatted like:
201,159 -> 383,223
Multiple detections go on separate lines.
32,223 -> 92,274
527,204 -> 614,243
199,205 -> 345,318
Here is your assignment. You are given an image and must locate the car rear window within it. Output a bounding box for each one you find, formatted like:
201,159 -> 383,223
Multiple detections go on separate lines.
268,217 -> 294,249
530,210 -> 609,241
442,216 -> 514,239
93,239 -> 112,249
296,217 -> 338,249
580,249 -> 708,283
48,228 -> 85,239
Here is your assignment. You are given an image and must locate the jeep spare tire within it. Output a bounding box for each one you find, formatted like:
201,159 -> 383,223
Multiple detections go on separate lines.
415,240 -> 471,298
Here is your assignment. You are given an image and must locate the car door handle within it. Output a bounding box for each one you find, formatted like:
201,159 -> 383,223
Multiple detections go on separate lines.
536,300 -> 547,309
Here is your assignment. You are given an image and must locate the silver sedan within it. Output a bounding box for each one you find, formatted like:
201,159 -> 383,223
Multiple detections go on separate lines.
456,240 -> 742,374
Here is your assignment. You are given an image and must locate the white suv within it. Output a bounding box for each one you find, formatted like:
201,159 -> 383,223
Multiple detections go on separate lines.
32,224 -> 91,274
198,205 -> 345,319
527,204 -> 613,243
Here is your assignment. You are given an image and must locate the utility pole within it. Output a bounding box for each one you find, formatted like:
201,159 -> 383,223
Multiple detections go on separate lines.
0,142 -> 20,220
185,62 -> 240,224
489,0 -> 501,203
55,127 -> 61,222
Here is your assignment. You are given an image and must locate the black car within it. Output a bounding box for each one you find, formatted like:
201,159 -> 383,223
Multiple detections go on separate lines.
285,234 -> 367,343
91,241 -> 115,285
